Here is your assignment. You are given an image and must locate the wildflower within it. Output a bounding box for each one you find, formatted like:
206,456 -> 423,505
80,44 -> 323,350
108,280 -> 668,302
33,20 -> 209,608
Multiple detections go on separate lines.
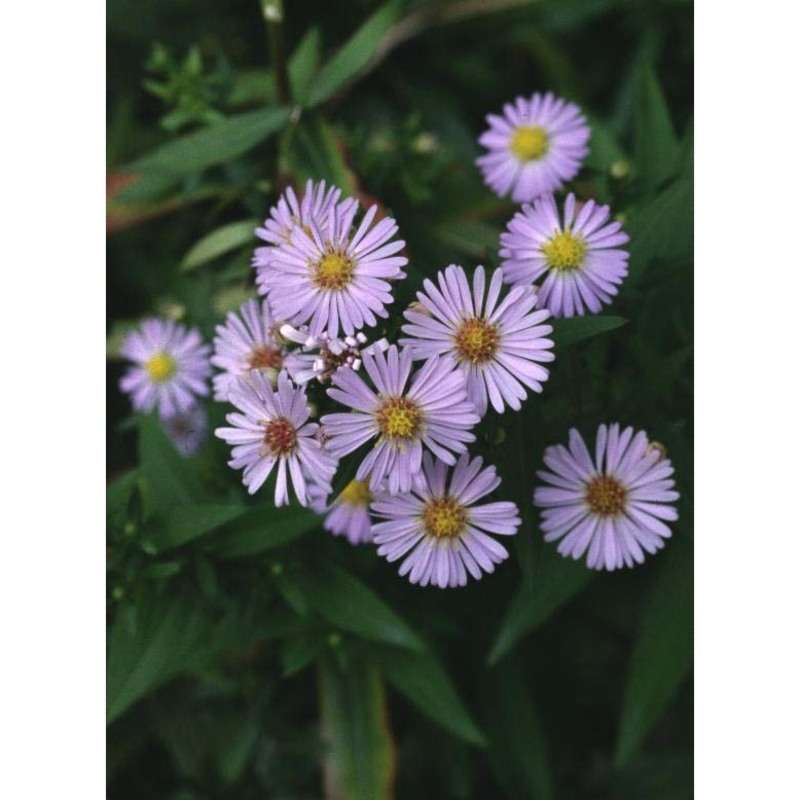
280,324 -> 390,385
253,179 -> 343,273
533,424 -> 679,570
476,92 -> 589,202
215,371 -> 335,506
311,479 -> 373,545
260,199 -> 407,338
372,453 -> 520,588
119,318 -> 211,418
500,193 -> 629,318
321,345 -> 479,495
400,264 -> 554,417
162,405 -> 207,456
211,299 -> 286,401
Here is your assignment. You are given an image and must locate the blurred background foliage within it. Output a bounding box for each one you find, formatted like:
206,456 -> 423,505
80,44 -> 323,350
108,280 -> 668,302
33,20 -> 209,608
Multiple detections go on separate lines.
107,0 -> 693,797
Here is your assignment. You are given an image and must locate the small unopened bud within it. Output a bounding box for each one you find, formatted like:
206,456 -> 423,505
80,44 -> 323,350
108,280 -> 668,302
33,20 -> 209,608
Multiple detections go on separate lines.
610,160 -> 630,180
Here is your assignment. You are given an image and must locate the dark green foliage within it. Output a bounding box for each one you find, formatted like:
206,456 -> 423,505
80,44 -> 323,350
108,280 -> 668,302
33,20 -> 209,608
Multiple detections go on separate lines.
108,0 -> 693,796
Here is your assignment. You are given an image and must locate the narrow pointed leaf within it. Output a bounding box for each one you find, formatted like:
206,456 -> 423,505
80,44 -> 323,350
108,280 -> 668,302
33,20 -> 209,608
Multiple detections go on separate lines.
181,220 -> 257,271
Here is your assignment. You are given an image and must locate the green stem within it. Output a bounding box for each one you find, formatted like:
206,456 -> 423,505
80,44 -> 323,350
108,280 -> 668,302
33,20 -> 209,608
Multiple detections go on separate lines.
262,0 -> 291,106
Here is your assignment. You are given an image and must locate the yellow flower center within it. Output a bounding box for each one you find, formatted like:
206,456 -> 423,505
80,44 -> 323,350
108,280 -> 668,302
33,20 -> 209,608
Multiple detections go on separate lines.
248,344 -> 283,371
338,479 -> 371,508
375,397 -> 422,441
421,497 -> 467,539
454,317 -> 499,364
542,231 -> 587,271
509,125 -> 549,161
314,251 -> 354,291
145,352 -> 176,383
263,416 -> 298,457
586,475 -> 627,517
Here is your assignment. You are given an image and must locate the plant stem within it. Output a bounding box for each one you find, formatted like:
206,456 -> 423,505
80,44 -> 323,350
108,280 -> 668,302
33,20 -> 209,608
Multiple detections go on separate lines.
262,0 -> 291,106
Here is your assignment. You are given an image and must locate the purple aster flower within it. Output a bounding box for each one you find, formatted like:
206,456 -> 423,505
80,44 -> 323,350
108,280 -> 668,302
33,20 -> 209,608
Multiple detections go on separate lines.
211,299 -> 287,401
119,318 -> 211,418
321,345 -> 479,495
259,199 -> 408,339
215,371 -> 335,506
279,323 -> 390,385
476,92 -> 590,202
310,479 -> 373,545
533,424 -> 679,571
372,453 -> 520,589
162,405 -> 207,457
253,179 -> 343,276
499,192 -> 630,318
399,264 -> 554,417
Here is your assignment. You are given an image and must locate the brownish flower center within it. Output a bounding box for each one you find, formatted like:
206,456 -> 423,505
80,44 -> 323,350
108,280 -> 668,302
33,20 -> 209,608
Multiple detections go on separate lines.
375,396 -> 422,441
421,497 -> 467,539
586,475 -> 627,517
454,317 -> 499,364
248,344 -> 283,371
263,416 -> 298,456
313,251 -> 354,290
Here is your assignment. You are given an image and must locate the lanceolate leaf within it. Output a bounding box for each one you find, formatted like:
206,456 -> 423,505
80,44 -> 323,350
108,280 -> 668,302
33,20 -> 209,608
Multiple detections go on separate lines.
210,505 -> 321,558
107,595 -> 224,724
615,536 -> 693,765
551,315 -> 628,348
289,27 -> 321,103
634,62 -> 680,192
488,544 -> 592,666
298,563 -> 425,653
482,660 -> 555,800
370,645 -> 487,747
307,2 -> 401,107
180,220 -> 258,271
151,504 -> 248,551
127,107 -> 291,178
318,654 -> 395,800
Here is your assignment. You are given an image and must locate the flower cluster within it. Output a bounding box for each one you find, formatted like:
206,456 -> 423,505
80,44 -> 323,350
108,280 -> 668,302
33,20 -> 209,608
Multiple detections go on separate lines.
119,91 -> 679,587
478,92 -> 630,318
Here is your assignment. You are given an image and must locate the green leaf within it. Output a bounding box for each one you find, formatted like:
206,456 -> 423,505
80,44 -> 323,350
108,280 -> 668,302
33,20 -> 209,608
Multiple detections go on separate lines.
151,504 -> 248,551
288,28 -> 321,103
370,645 -> 487,747
180,219 -> 257,271
210,505 -> 321,558
551,315 -> 628,348
107,470 -> 139,525
318,654 -> 395,800
128,107 -> 291,178
298,563 -> 425,652
436,219 -> 502,260
281,635 -> 328,677
107,595 -> 219,723
307,2 -> 401,107
615,537 -> 693,765
482,660 -> 555,800
138,415 -> 201,511
488,543 -> 592,666
584,117 -> 628,173
627,177 -> 693,282
280,112 -> 356,193
634,63 -> 680,192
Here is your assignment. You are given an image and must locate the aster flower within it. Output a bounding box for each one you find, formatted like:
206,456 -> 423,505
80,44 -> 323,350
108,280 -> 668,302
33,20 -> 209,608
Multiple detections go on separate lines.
253,179 -> 343,274
280,323 -> 390,385
476,92 -> 590,202
399,264 -> 554,417
321,345 -> 479,495
533,424 -> 679,571
215,371 -> 335,506
119,318 -> 211,418
500,192 -> 630,318
259,199 -> 408,339
211,299 -> 287,401
162,405 -> 207,457
310,479 -> 374,545
372,453 -> 520,589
